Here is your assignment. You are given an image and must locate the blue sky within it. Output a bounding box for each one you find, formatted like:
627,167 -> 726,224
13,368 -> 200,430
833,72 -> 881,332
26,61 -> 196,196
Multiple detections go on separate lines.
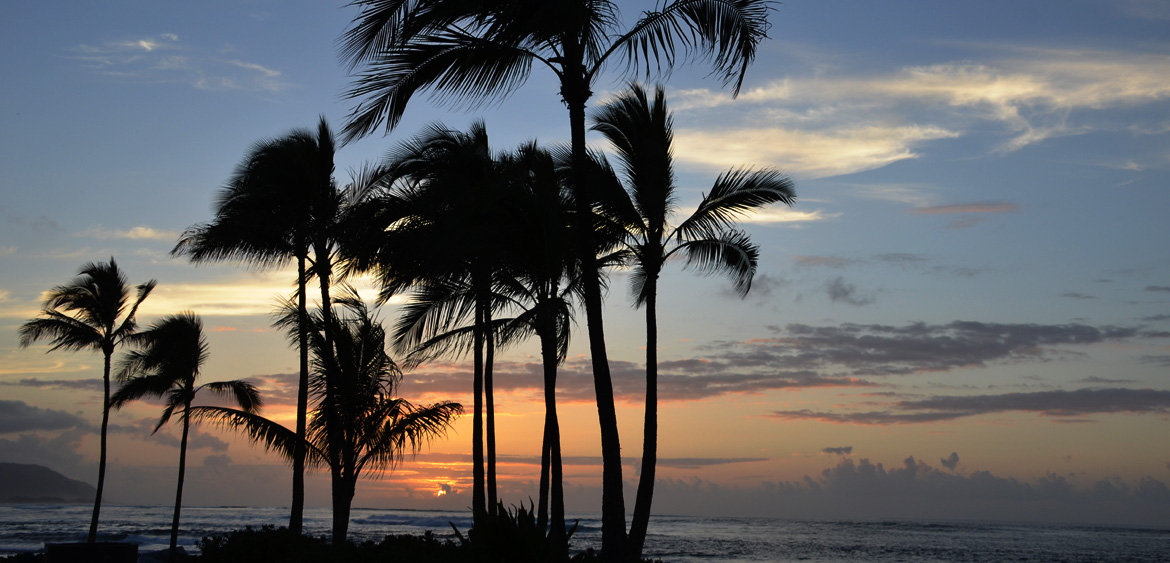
2,1 -> 1169,526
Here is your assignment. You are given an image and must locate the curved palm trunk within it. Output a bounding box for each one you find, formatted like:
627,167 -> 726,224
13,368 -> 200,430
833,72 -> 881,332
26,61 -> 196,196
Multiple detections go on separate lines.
485,302 -> 497,517
169,406 -> 192,561
628,283 -> 659,559
565,77 -> 626,560
290,253 -> 309,535
538,312 -> 568,562
88,349 -> 113,543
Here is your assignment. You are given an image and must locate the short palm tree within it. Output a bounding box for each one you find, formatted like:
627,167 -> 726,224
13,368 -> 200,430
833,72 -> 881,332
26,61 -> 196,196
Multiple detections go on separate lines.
204,290 -> 463,544
18,258 -> 155,543
340,4 -> 775,556
592,83 -> 795,556
110,313 -> 261,560
172,117 -> 343,534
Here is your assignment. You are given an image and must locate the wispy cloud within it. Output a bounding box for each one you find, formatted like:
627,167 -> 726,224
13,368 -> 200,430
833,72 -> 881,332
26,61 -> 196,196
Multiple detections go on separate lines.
79,225 -> 178,241
911,202 -> 1020,215
669,46 -> 1170,175
674,125 -> 958,179
770,388 -> 1170,425
71,34 -> 290,93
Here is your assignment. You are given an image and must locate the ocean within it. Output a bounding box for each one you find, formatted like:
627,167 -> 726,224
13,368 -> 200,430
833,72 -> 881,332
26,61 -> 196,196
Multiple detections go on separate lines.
0,504 -> 1166,562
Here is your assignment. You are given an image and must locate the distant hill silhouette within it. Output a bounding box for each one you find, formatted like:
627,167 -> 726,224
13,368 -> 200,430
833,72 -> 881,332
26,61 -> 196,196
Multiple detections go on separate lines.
0,462 -> 95,503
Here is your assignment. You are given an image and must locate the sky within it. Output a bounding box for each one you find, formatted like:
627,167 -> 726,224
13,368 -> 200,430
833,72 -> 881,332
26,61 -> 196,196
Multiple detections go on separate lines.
2,0 -> 1169,528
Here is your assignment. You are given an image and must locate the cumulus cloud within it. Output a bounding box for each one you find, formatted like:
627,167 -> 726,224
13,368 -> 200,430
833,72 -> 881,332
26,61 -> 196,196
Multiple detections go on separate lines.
0,400 -> 88,433
770,388 -> 1170,425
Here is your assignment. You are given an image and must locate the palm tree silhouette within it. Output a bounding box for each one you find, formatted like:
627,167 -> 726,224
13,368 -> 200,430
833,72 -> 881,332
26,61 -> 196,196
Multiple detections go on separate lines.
345,122 -> 511,524
491,142 -> 581,559
340,3 -> 775,556
172,117 -> 342,534
591,83 -> 795,557
110,313 -> 261,561
18,258 -> 155,544
203,289 -> 462,544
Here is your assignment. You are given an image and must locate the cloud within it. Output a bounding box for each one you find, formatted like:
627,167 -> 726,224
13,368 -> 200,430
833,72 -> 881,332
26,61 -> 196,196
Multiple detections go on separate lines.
0,378 -> 103,393
1145,286 -> 1170,293
1140,355 -> 1170,367
770,388 -> 1170,425
911,202 -> 1020,215
669,46 -> 1170,176
822,446 -> 853,456
733,321 -> 1146,378
644,456 -> 1170,527
795,256 -> 858,269
0,430 -> 89,474
1061,292 -> 1096,300
825,277 -> 874,307
404,357 -> 873,404
0,400 -> 88,433
941,452 -> 960,470
674,125 -> 959,179
80,225 -> 178,241
71,34 -> 289,93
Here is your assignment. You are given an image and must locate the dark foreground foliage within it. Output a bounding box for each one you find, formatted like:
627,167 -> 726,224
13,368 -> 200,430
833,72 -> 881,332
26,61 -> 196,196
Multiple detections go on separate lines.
198,525 -> 465,562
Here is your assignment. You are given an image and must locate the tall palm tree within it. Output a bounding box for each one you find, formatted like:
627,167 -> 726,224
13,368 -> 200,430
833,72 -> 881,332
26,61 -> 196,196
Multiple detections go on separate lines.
591,83 -> 795,558
18,258 -> 155,544
340,3 -> 775,557
344,122 -> 511,525
110,313 -> 261,560
204,290 -> 462,544
172,117 -> 342,534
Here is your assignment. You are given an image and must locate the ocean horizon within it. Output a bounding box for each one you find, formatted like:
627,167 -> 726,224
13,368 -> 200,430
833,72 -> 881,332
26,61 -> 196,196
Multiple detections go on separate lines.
1,503 -> 1166,562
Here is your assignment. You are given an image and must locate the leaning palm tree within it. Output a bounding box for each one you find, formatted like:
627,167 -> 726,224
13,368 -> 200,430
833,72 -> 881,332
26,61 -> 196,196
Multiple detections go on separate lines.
340,3 -> 775,557
110,313 -> 261,561
203,290 -> 462,544
591,83 -> 795,556
18,258 -> 155,544
171,117 -> 342,534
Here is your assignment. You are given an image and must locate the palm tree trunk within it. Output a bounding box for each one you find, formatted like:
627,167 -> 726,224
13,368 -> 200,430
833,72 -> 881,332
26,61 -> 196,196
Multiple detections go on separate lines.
628,284 -> 659,560
566,80 -> 627,561
170,408 -> 191,561
472,295 -> 486,524
331,475 -> 356,544
539,315 -> 568,562
88,350 -> 113,543
290,253 -> 309,535
485,302 -> 498,517
538,422 -> 550,531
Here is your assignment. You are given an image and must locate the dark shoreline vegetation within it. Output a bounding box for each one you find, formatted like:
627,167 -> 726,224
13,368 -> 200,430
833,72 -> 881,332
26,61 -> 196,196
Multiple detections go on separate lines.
15,2 -> 787,562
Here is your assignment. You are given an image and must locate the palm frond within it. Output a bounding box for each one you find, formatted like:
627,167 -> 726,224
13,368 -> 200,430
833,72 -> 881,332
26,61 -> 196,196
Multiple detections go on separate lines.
200,380 -> 263,414
676,230 -> 759,296
673,167 -> 794,241
190,406 -> 322,467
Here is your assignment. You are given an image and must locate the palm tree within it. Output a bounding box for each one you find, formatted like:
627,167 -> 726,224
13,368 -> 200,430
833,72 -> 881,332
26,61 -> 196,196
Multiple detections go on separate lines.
344,122 -> 512,525
590,83 -> 795,557
172,117 -> 342,534
492,142 -> 581,559
339,3 -> 775,557
109,313 -> 261,560
18,258 -> 155,544
204,290 -> 463,544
